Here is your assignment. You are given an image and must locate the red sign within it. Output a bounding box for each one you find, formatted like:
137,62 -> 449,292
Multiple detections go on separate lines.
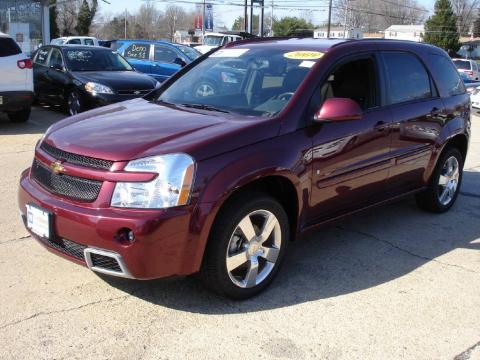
194,3 -> 202,30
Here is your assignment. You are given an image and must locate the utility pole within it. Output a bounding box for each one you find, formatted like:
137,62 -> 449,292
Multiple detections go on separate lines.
259,0 -> 264,37
326,0 -> 332,38
343,0 -> 348,38
270,0 -> 274,36
249,0 -> 253,34
124,8 -> 127,38
244,0 -> 248,32
202,0 -> 206,38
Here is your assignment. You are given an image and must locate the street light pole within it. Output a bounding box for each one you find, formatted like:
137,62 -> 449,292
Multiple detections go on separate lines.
327,0 -> 332,38
244,0 -> 248,32
202,0 -> 206,38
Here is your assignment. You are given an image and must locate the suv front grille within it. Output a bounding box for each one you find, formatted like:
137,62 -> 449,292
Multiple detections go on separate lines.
31,159 -> 102,202
40,142 -> 114,170
39,236 -> 86,262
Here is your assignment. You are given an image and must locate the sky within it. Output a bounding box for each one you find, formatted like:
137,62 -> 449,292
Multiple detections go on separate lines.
100,0 -> 437,30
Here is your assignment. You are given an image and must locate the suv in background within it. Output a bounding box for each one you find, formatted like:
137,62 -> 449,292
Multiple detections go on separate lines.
19,39 -> 470,299
0,32 -> 33,122
453,58 -> 479,80
195,32 -> 242,54
51,36 -> 99,46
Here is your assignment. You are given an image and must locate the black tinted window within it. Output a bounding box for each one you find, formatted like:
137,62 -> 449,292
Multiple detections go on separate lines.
0,37 -> 21,57
154,46 -> 177,63
34,48 -> 50,65
430,55 -> 466,96
124,43 -> 150,60
48,49 -> 63,68
384,52 -> 431,104
67,38 -> 81,44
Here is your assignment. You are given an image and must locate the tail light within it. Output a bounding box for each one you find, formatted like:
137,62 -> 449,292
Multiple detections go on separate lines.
17,59 -> 32,69
466,71 -> 473,76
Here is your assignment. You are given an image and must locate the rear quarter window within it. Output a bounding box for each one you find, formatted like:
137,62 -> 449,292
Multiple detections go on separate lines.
0,37 -> 21,57
430,55 -> 465,96
34,48 -> 50,65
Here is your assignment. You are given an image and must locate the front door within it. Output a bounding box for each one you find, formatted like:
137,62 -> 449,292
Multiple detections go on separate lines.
308,55 -> 393,224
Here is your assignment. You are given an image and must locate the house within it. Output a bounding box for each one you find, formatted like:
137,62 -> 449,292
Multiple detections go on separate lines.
384,25 -> 424,42
314,27 -> 363,39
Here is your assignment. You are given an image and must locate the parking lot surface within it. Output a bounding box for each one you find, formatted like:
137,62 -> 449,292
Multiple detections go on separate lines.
0,107 -> 479,360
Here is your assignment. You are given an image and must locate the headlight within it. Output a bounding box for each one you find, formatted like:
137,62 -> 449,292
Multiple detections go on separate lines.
155,80 -> 162,89
85,82 -> 114,95
111,154 -> 195,209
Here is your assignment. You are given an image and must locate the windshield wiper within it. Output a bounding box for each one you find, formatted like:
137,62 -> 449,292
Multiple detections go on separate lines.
180,103 -> 230,113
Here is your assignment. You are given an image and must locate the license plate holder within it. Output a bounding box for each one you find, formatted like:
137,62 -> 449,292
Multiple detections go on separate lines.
26,204 -> 52,239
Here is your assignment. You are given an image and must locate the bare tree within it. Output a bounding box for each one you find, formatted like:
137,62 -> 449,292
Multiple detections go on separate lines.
164,5 -> 187,42
451,0 -> 480,35
57,0 -> 80,36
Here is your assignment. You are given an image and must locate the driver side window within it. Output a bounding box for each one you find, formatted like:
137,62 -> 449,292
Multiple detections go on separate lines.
319,57 -> 378,111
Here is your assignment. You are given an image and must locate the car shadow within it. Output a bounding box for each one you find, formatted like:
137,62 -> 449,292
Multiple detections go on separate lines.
103,170 -> 480,313
0,105 -> 66,135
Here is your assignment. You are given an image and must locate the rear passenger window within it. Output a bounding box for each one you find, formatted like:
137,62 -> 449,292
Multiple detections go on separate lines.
34,48 -> 50,65
124,43 -> 150,60
154,46 -> 177,63
67,39 -> 81,45
383,52 -> 431,105
0,37 -> 21,57
429,55 -> 465,96
84,39 -> 94,46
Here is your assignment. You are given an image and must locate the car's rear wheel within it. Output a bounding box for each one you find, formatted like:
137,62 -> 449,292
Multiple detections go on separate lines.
66,90 -> 82,116
416,147 -> 463,213
200,192 -> 289,299
7,107 -> 31,123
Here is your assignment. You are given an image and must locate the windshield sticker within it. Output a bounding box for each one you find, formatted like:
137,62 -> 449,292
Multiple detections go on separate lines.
284,51 -> 324,60
299,60 -> 316,68
211,49 -> 249,58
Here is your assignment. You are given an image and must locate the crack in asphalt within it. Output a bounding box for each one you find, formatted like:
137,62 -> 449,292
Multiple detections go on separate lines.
0,235 -> 31,246
336,226 -> 479,274
0,294 -> 131,331
460,191 -> 480,199
454,340 -> 480,360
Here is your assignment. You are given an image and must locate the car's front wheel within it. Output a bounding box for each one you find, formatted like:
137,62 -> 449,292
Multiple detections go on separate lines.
200,192 -> 289,299
7,107 -> 31,123
66,90 -> 82,116
416,147 -> 463,212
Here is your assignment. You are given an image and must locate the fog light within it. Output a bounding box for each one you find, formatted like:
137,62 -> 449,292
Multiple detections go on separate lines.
115,228 -> 135,245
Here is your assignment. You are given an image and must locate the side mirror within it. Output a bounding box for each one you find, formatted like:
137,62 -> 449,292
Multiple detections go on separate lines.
314,97 -> 362,122
50,63 -> 64,72
174,57 -> 187,67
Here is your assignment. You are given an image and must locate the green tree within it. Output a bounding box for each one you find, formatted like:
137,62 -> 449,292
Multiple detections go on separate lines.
272,17 -> 314,37
232,15 -> 259,33
423,0 -> 460,54
75,0 -> 98,35
49,0 -> 59,39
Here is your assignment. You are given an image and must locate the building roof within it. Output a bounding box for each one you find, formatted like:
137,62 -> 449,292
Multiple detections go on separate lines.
385,25 -> 424,32
315,27 -> 359,31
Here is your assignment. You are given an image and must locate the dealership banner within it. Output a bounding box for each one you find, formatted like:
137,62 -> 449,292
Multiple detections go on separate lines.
204,3 -> 213,31
194,3 -> 202,30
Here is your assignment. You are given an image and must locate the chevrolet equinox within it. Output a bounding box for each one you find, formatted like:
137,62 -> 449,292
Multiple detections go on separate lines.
19,39 -> 470,299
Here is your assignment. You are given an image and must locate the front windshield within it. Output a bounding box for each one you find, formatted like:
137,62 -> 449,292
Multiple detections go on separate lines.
158,47 -> 319,117
203,36 -> 223,46
64,49 -> 133,72
178,45 -> 201,61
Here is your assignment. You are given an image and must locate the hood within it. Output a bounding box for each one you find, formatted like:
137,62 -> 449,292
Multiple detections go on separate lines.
44,98 -> 279,162
195,45 -> 217,54
72,71 -> 157,91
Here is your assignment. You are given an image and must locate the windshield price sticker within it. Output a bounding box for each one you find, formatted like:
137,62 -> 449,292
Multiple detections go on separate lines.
299,60 -> 316,68
211,49 -> 249,58
284,51 -> 324,60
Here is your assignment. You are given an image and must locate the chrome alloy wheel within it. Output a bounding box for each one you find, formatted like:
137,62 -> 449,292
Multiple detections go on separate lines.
438,156 -> 460,206
67,92 -> 81,116
226,210 -> 282,288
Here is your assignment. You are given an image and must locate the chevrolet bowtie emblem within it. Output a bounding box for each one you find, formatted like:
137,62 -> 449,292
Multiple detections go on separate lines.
50,161 -> 65,174
134,90 -> 141,95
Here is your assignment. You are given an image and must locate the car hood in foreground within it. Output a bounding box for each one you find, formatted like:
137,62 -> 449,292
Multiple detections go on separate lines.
72,71 -> 157,91
43,99 -> 280,162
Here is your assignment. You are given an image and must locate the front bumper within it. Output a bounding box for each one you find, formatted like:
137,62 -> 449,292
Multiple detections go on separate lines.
0,91 -> 33,112
18,168 -> 206,280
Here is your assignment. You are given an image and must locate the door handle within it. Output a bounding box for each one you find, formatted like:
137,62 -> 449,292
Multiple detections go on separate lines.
374,121 -> 387,131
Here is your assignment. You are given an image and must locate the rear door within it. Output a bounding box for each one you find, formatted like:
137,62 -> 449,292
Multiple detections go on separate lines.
45,48 -> 69,104
33,47 -> 52,99
151,44 -> 182,82
121,42 -> 153,77
381,51 -> 446,194
0,36 -> 26,92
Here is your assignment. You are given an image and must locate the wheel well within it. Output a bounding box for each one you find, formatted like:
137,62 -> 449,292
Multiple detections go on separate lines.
220,176 -> 299,241
444,134 -> 468,163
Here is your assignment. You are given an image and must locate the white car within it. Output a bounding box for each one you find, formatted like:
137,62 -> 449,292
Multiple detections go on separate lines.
51,36 -> 99,46
453,58 -> 479,80
0,32 -> 33,122
195,33 -> 242,54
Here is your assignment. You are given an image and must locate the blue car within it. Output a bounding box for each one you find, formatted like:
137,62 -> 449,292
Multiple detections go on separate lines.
114,40 -> 201,82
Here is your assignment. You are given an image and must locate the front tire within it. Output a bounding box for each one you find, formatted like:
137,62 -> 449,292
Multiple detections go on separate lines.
416,147 -> 463,213
66,90 -> 82,116
200,192 -> 290,299
7,107 -> 31,123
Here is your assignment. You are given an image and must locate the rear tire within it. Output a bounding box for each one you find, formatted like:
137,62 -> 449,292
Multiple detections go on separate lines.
7,107 -> 31,123
416,147 -> 463,213
200,192 -> 290,299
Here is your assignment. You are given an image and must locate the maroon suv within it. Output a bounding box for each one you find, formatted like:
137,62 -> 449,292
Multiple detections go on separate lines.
19,39 -> 470,299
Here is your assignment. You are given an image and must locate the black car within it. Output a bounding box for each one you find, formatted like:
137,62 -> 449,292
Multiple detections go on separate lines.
32,45 -> 160,115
